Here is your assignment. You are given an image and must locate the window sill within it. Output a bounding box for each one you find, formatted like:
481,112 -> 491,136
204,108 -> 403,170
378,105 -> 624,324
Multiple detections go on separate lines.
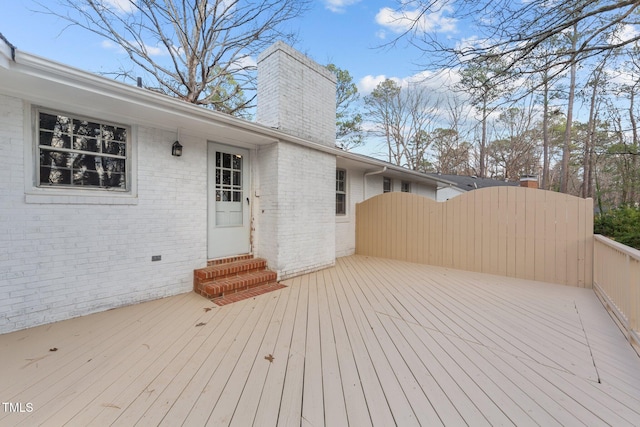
25,190 -> 138,205
336,215 -> 350,223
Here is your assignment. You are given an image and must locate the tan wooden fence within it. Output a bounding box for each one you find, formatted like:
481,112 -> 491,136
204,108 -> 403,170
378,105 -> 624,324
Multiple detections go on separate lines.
355,187 -> 593,287
593,235 -> 640,354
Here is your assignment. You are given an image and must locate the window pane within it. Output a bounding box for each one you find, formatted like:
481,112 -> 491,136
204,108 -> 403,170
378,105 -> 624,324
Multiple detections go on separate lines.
74,154 -> 96,171
41,150 -> 71,168
223,153 -> 231,168
37,111 -> 129,191
222,170 -> 231,186
232,155 -> 242,170
40,113 -> 70,134
216,152 -> 221,167
39,130 -> 53,147
233,171 -> 241,186
74,137 -> 99,152
40,166 -> 71,185
73,167 -> 91,186
39,112 -> 59,132
43,134 -> 70,149
73,119 -> 100,138
102,140 -> 125,156
232,191 -> 241,202
112,126 -> 127,142
336,194 -> 346,215
103,158 -> 126,188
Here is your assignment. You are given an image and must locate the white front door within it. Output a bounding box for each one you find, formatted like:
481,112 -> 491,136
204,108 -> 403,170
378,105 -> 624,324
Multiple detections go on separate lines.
208,143 -> 250,259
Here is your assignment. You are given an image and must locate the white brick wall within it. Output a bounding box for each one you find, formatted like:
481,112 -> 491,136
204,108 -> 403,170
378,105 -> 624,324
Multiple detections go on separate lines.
257,42 -> 336,147
255,142 -> 336,279
0,94 -> 207,334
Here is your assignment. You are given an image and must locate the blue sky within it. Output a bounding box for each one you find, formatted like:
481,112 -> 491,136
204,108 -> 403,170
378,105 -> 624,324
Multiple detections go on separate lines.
0,0 -> 461,97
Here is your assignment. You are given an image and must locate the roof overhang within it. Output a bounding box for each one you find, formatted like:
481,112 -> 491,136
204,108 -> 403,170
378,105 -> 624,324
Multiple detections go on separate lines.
0,39 -> 455,189
336,153 -> 456,188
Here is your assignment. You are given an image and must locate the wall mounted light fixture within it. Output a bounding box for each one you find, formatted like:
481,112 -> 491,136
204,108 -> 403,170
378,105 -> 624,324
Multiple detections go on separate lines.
172,141 -> 183,157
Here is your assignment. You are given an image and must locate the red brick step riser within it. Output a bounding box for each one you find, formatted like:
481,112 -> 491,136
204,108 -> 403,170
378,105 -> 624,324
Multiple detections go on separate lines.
195,259 -> 267,282
201,275 -> 279,299
206,254 -> 254,266
193,255 -> 278,300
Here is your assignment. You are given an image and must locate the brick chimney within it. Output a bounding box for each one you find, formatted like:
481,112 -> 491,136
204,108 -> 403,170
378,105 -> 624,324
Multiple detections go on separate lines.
256,41 -> 336,147
520,175 -> 539,189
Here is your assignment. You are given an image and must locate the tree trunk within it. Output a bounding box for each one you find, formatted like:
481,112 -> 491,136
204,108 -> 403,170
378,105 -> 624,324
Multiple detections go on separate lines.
583,76 -> 598,198
629,88 -> 638,203
480,96 -> 488,178
561,23 -> 578,194
542,76 -> 550,190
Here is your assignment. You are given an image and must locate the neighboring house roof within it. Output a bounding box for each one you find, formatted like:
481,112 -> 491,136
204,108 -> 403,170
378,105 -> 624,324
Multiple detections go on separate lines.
0,37 -> 454,190
426,174 -> 520,191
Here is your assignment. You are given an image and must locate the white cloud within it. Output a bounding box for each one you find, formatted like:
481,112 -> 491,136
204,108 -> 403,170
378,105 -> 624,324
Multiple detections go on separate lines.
323,0 -> 361,13
101,39 -> 169,57
358,69 -> 461,96
608,24 -> 640,45
375,2 -> 456,35
103,0 -> 137,14
231,55 -> 257,70
144,44 -> 168,56
358,74 -> 400,94
101,39 -> 124,53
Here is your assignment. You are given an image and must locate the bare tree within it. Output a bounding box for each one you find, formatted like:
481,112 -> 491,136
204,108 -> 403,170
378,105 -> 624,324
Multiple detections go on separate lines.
560,23 -> 579,193
487,106 -> 540,180
457,56 -> 509,177
387,0 -> 640,81
364,79 -> 440,170
39,0 -> 310,115
432,97 -> 472,174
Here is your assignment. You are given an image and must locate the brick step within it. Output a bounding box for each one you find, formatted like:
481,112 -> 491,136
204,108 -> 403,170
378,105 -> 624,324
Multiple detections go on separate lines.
207,254 -> 254,266
195,258 -> 268,282
212,282 -> 288,306
200,270 -> 278,299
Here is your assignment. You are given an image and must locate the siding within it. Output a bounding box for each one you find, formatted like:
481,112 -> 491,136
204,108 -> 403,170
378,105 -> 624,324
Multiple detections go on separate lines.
256,142 -> 336,279
0,94 -> 207,333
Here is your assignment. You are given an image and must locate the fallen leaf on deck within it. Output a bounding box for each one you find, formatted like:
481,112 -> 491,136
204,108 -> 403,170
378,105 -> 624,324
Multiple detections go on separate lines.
264,354 -> 274,363
195,322 -> 206,327
49,348 -> 58,352
204,307 -> 212,312
102,403 -> 121,409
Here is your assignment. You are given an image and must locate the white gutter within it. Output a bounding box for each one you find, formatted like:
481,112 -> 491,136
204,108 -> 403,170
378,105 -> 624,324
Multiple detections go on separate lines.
362,166 -> 387,199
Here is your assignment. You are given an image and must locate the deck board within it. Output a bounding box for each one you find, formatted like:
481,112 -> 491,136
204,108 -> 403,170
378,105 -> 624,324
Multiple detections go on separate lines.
1,255 -> 639,426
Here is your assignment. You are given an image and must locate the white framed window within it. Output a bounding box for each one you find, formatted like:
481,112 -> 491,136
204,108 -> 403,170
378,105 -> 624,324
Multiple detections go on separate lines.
401,181 -> 411,193
36,109 -> 130,191
336,168 -> 347,215
383,176 -> 392,193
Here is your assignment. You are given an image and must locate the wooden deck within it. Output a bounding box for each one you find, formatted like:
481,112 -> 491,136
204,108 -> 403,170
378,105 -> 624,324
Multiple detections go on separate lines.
1,255 -> 639,426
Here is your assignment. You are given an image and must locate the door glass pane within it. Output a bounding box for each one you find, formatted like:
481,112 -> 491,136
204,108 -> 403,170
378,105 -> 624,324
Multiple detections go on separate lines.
215,150 -> 244,226
233,155 -> 242,170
